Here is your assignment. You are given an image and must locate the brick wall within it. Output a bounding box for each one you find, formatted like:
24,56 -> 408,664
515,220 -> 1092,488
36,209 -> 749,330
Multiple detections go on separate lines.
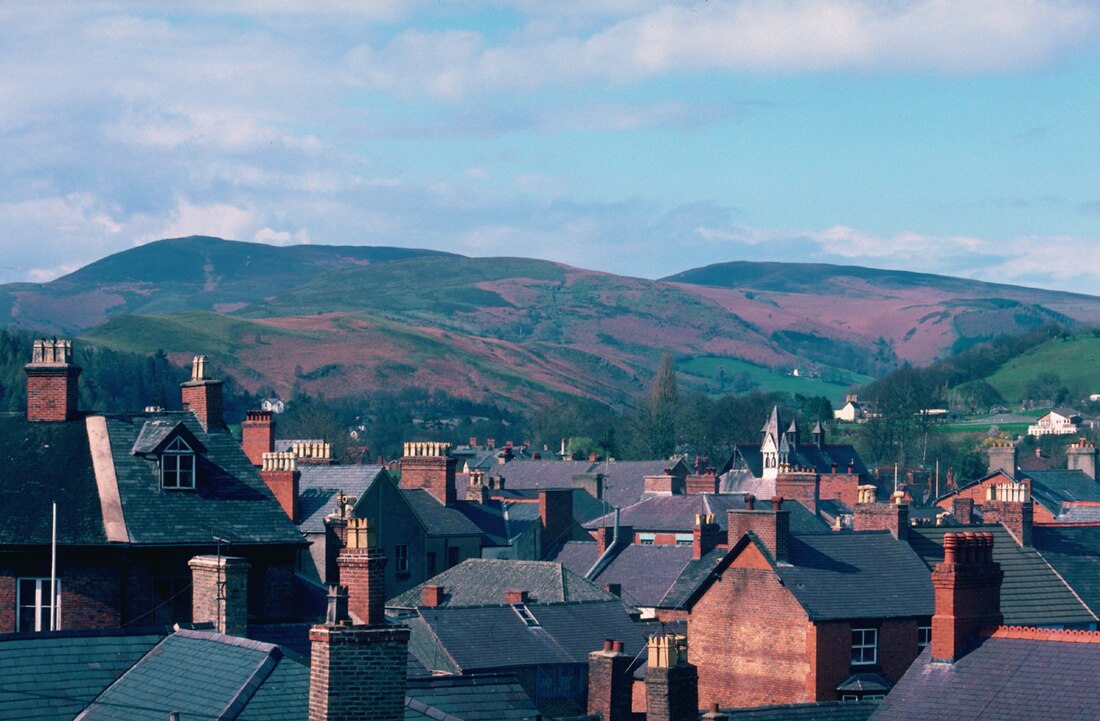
690,560 -> 810,708
25,366 -> 80,422
818,473 -> 861,509
261,465 -> 300,522
540,489 -> 574,558
981,501 -> 1032,546
62,565 -> 121,629
337,547 -> 387,626
852,503 -> 909,541
241,410 -> 274,466
309,624 -> 410,721
726,507 -> 788,562
400,454 -> 457,506
646,663 -> 698,721
0,573 -> 14,633
810,619 -> 923,700
189,555 -> 250,636
775,472 -> 819,515
181,379 -> 224,431
587,642 -> 632,721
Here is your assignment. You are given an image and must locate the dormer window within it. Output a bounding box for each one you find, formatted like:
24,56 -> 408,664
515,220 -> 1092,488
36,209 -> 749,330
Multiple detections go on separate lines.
161,436 -> 196,490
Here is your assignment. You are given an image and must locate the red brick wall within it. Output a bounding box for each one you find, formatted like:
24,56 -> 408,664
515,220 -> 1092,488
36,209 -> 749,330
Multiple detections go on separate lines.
181,379 -> 224,431
935,472 -> 1015,513
26,367 -> 80,422
587,647 -> 633,721
261,468 -> 300,523
810,619 -> 923,700
852,503 -> 909,540
819,473 -> 861,509
241,411 -> 274,466
400,455 -> 456,506
309,625 -> 410,721
63,565 -> 121,629
540,489 -> 574,557
776,473 -> 819,514
690,554 -> 810,708
685,473 -> 718,495
646,663 -> 698,721
338,547 -> 388,626
727,509 -> 788,562
0,574 -> 14,633
981,501 -> 1032,546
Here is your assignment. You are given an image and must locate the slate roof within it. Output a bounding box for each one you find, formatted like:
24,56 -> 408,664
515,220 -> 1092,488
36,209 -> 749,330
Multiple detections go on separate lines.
0,629 -> 165,721
498,488 -> 609,524
297,464 -> 386,534
0,411 -> 303,548
450,498 -> 510,546
1031,525 -> 1100,618
549,541 -> 601,576
486,460 -> 596,490
387,559 -> 619,610
584,494 -> 831,536
600,459 -> 690,509
0,413 -> 107,545
588,543 -> 696,608
726,701 -> 878,721
401,489 -> 484,537
408,600 -> 647,674
777,532 -> 933,621
908,526 -> 1096,626
869,633 -> 1100,721
107,412 -> 304,546
730,443 -> 869,480
404,674 -> 541,721
78,629 -> 305,721
657,546 -> 728,610
1019,469 -> 1100,517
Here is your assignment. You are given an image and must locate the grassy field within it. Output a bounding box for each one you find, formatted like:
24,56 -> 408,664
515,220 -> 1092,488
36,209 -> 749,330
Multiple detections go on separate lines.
985,335 -> 1100,401
679,355 -> 870,401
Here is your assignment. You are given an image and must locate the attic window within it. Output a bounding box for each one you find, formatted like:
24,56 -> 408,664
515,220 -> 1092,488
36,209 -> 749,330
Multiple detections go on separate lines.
161,436 -> 196,490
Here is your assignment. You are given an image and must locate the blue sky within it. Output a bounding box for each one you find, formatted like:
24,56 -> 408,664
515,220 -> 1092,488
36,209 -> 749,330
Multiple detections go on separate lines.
2,1 -> 1099,293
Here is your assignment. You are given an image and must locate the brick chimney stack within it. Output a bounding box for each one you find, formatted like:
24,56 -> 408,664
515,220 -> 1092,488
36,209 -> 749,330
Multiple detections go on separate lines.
987,440 -> 1018,477
181,355 -> 225,432
931,532 -> 1004,663
336,517 -> 388,625
189,555 -> 250,637
982,481 -> 1033,546
400,441 -> 457,506
242,410 -> 275,466
465,470 -> 490,504
539,488 -> 574,559
727,496 -> 789,563
693,513 -> 722,560
309,584 -> 409,721
646,634 -> 698,721
775,469 -> 820,514
587,639 -> 632,721
505,589 -> 529,604
1067,438 -> 1097,480
261,451 -> 300,523
25,338 -> 81,422
421,585 -> 444,608
853,490 -> 909,541
686,467 -> 719,495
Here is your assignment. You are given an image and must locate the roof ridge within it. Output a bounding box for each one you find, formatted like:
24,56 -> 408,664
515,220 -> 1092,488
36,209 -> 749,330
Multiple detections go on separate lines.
984,625 -> 1100,643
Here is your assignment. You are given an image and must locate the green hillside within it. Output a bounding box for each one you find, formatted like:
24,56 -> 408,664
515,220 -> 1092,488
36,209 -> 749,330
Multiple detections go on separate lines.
984,334 -> 1100,402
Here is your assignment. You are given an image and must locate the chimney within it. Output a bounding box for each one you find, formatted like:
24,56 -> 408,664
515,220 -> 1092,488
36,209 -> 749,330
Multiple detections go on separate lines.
539,488 -> 574,559
181,355 -> 225,432
775,470 -> 820,514
727,496 -> 789,563
189,555 -> 250,637
309,585 -> 410,721
982,483 -> 1033,546
987,440 -> 1017,477
400,442 -> 457,506
603,583 -> 622,597
686,468 -> 719,495
693,513 -> 722,559
25,338 -> 81,422
931,532 -> 1003,663
644,473 -> 684,495
336,517 -> 387,625
241,410 -> 275,466
505,589 -> 528,604
465,470 -> 490,504
853,495 -> 909,541
421,585 -> 444,608
587,639 -> 632,721
293,440 -> 334,465
1067,438 -> 1097,480
261,451 -> 300,523
646,634 -> 698,721
952,497 -> 974,525
702,703 -> 730,721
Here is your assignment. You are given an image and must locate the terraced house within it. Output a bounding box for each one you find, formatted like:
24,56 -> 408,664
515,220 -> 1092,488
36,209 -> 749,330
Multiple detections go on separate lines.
0,340 -> 304,633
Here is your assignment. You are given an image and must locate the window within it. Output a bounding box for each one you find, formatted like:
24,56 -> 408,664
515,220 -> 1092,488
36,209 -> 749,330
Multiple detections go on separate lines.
917,625 -> 931,651
639,533 -> 656,545
851,627 -> 878,665
426,552 -> 436,578
17,577 -> 60,632
675,534 -> 693,546
395,544 -> 409,573
161,436 -> 196,489
447,546 -> 460,568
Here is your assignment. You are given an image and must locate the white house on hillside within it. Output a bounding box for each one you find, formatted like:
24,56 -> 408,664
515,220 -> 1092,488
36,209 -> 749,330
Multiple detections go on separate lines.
1028,407 -> 1082,437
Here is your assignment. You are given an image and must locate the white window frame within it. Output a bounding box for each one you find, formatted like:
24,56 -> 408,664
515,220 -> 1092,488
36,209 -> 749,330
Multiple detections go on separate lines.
674,534 -> 693,546
17,577 -> 60,632
851,627 -> 878,666
161,436 -> 196,490
639,533 -> 656,545
917,625 -> 931,651
395,544 -> 409,573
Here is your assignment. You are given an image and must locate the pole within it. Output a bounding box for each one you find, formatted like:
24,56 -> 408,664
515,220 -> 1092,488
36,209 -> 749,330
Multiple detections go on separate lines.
935,459 -> 940,499
894,463 -> 898,494
50,502 -> 57,631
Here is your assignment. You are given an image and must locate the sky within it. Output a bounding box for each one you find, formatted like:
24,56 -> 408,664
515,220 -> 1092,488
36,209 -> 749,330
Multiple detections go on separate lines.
2,1 -> 1099,293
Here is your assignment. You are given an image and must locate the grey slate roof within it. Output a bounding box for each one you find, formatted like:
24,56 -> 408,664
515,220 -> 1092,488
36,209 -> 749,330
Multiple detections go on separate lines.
486,460 -> 596,490
78,629 -> 303,721
657,546 -> 727,609
600,458 -> 690,509
1031,525 -> 1100,618
548,541 -> 601,576
726,701 -> 878,721
107,412 -> 304,546
0,629 -> 165,721
297,464 -> 386,533
408,600 -> 646,674
402,490 -> 484,537
387,559 -> 619,610
909,526 -> 1096,626
1020,469 -> 1100,517
404,675 -> 541,721
730,443 -> 869,480
589,543 -> 695,607
584,494 -> 831,536
450,498 -> 510,546
778,532 -> 933,621
869,634 -> 1100,721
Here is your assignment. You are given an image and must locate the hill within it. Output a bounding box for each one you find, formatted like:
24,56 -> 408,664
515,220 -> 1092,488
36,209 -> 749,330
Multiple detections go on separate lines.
6,237 -> 1100,412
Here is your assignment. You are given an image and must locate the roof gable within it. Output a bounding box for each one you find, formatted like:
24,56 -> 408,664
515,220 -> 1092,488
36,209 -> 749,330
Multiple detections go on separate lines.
130,419 -> 205,456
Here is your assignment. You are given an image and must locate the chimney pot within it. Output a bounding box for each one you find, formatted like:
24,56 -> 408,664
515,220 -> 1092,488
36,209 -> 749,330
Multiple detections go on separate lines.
611,640 -> 623,654
744,494 -> 755,511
